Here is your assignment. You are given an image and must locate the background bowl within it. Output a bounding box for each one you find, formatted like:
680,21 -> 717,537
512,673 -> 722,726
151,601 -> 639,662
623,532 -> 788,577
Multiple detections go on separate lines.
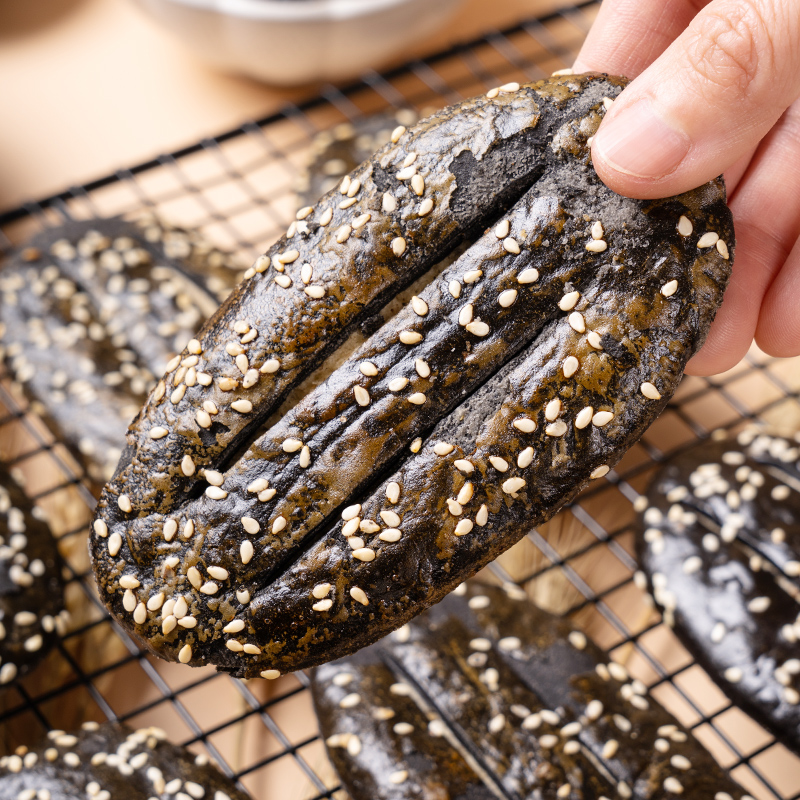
131,0 -> 467,85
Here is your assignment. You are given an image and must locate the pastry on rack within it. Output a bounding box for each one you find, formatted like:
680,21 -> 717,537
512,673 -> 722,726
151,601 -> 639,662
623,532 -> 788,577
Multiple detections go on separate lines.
0,721 -> 251,799
0,216 -> 243,489
0,462 -> 66,688
635,432 -> 800,754
311,582 -> 752,799
89,73 -> 733,676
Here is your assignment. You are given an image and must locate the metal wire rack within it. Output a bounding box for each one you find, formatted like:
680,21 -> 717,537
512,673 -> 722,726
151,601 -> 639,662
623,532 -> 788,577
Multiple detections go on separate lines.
1,1 -> 799,797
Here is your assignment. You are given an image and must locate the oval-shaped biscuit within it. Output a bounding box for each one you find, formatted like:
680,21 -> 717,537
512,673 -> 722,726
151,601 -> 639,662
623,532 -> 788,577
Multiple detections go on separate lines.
311,582 -> 751,799
0,216 -> 242,488
0,463 -> 66,687
90,74 -> 734,676
635,432 -> 800,753
0,722 -> 251,799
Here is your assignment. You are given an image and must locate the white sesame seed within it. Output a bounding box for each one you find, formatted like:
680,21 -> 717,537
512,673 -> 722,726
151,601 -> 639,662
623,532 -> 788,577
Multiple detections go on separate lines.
747,596 -> 771,613
419,198 -> 434,216
150,426 -> 169,439
716,239 -> 730,259
283,438 -> 303,453
500,81 -> 520,92
454,519 -> 473,535
590,465 -> 610,479
397,165 -> 417,181
389,377 -> 409,391
147,592 -> 165,611
772,484 -> 791,500
261,357 -> 281,374
677,216 -> 693,236
498,289 -> 518,307
697,232 -> 719,248
336,225 -> 352,243
354,386 -> 370,406
475,504 -> 488,526
503,237 -> 520,254
178,644 -> 192,663
463,269 -> 483,284
517,267 -> 539,284
559,291 -> 580,311
661,280 -> 678,297
380,509 -> 402,527
458,304 -> 473,326
118,494 -> 132,513
434,442 -> 454,455
382,192 -> 397,213
342,518 -> 360,537
353,213 -> 371,230
486,87 -> 499,98
196,409 -> 212,428
231,399 -> 253,414
466,320 -> 490,336
399,330 -> 423,344
568,631 -> 587,650
640,382 -> 661,400
389,770 -> 408,785
340,176 -> 351,194
663,777 -> 683,794
272,516 -> 287,533
411,296 -> 428,316
340,198 -> 357,210
724,666 -> 743,683
586,239 -> 607,253
592,411 -> 614,427
447,499 -> 463,516
274,274 -> 292,288
312,598 -> 333,612
239,540 -> 254,565
602,739 -> 619,759
205,486 -> 227,500
495,220 -> 510,238
350,587 -> 369,605
391,125 -> 406,142
108,532 -> 122,557
94,519 -> 108,538
448,280 -> 462,298
408,392 -> 426,405
546,421 -> 568,437
454,459 -> 474,474
379,528 -> 402,542
517,447 -> 534,468
119,575 -> 140,589
502,477 -> 526,494
353,548 -> 376,562
591,221 -> 604,240
411,174 -> 425,196
545,398 -> 561,421
489,456 -> 509,472
563,356 -> 579,378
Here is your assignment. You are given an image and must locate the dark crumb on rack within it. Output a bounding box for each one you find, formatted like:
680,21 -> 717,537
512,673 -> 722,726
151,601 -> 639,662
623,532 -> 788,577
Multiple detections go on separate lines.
311,581 -> 752,799
635,431 -> 800,754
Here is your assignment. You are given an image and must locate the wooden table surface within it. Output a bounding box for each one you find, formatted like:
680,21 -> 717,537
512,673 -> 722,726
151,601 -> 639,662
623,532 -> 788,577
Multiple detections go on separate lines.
0,0 -> 564,211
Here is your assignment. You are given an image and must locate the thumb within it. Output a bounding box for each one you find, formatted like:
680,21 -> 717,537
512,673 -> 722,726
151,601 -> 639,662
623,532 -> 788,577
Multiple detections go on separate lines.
590,0 -> 800,199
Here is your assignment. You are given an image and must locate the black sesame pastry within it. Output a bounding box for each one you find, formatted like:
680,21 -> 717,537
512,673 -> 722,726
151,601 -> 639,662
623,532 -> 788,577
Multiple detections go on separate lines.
0,216 -> 243,489
311,582 -> 752,800
635,432 -> 800,754
0,462 -> 66,689
0,721 -> 251,799
90,73 -> 734,678
296,109 -> 419,207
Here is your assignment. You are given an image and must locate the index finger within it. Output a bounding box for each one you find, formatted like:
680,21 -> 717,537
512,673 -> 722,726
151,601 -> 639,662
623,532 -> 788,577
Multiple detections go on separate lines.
573,0 -> 711,76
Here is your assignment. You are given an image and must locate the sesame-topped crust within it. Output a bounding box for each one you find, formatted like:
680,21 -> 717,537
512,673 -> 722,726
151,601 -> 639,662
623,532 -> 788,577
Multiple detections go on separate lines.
0,722 -> 251,799
90,73 -> 733,677
296,109 -> 419,206
0,216 -> 242,489
635,432 -> 800,753
0,463 -> 66,688
311,582 -> 750,799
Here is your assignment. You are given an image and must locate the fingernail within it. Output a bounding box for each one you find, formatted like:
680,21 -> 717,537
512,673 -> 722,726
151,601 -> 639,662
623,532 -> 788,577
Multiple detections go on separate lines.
593,98 -> 690,179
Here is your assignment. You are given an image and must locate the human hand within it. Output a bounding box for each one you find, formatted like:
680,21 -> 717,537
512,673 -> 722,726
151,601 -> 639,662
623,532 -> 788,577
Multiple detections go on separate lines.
574,0 -> 800,375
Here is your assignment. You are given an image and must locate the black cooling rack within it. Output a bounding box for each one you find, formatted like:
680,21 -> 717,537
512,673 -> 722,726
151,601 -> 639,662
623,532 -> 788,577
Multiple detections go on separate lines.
2,1 -> 799,797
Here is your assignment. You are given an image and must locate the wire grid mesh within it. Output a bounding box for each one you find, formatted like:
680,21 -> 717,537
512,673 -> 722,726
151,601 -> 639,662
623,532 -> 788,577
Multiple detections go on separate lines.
1,2 -> 799,797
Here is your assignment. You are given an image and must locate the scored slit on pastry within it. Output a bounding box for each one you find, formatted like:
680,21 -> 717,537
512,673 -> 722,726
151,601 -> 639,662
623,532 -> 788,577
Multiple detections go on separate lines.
90,73 -> 734,677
